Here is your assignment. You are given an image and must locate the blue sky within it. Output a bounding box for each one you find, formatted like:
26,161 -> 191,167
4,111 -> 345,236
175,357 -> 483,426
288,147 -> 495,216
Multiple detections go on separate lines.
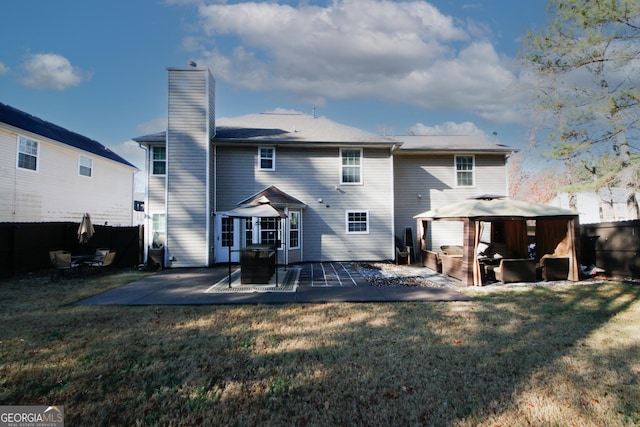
0,0 -> 548,172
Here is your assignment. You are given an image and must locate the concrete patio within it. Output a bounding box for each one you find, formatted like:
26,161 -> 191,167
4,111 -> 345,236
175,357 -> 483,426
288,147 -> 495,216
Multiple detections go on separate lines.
76,262 -> 472,305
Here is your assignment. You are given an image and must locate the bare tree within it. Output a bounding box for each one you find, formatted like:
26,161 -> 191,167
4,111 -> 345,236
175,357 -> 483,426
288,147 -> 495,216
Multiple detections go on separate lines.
520,0 -> 640,218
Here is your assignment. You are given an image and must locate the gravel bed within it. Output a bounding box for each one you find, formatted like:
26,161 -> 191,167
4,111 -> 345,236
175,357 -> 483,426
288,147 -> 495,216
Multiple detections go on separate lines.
354,262 -> 455,288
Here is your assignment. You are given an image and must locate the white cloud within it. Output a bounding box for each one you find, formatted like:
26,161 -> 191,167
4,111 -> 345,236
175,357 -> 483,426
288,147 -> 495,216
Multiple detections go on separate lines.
0,62 -> 9,74
20,53 -> 90,90
408,121 -> 488,136
188,0 -> 525,124
135,117 -> 168,135
110,139 -> 146,170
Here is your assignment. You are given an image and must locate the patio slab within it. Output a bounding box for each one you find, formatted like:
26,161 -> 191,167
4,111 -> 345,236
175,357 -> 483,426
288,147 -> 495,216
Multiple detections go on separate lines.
76,263 -> 472,306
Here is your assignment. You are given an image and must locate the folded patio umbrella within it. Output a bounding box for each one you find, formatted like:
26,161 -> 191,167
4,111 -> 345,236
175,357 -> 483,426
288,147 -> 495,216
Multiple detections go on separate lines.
78,213 -> 95,244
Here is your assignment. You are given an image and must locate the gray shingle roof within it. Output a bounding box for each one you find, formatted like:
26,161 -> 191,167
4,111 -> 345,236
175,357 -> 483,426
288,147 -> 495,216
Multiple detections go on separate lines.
0,102 -> 136,168
133,113 -> 518,154
394,135 -> 516,153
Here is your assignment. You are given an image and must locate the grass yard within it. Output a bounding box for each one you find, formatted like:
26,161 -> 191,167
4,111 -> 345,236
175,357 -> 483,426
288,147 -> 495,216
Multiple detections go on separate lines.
1,269 -> 639,426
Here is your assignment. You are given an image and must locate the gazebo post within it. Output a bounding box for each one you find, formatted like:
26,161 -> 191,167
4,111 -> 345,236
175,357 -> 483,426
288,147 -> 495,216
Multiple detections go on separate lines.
462,219 -> 475,286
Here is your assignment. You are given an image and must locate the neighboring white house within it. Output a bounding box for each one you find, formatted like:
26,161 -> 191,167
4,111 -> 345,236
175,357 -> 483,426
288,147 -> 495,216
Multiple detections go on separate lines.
549,188 -> 640,224
134,67 -> 516,267
0,102 -> 137,225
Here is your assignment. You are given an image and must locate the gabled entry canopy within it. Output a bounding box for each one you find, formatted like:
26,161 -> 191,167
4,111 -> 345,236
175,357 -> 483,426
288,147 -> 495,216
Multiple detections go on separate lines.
237,185 -> 307,210
223,196 -> 287,219
414,196 -> 580,286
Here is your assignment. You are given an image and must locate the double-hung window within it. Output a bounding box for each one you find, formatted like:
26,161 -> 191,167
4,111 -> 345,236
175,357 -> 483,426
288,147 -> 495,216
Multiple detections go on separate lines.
346,210 -> 369,234
79,155 -> 93,177
17,136 -> 38,171
455,155 -> 474,187
340,148 -> 362,184
152,146 -> 166,175
244,218 -> 254,246
259,147 -> 275,170
289,211 -> 300,249
260,217 -> 281,247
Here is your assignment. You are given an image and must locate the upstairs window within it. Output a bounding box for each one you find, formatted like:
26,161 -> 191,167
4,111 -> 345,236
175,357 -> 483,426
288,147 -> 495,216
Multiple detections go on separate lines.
455,155 -> 474,187
340,148 -> 362,184
79,155 -> 93,177
152,146 -> 166,175
259,147 -> 275,170
17,136 -> 38,171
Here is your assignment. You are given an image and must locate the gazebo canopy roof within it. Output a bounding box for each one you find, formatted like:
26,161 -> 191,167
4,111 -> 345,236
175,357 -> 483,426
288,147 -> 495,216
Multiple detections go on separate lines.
414,197 -> 577,221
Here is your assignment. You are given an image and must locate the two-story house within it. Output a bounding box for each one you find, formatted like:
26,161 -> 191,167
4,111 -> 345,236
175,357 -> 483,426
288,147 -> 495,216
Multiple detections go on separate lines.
0,102 -> 137,225
135,67 -> 515,268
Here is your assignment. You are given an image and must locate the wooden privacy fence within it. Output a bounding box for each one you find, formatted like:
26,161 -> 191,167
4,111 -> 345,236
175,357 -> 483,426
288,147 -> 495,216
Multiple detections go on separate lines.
0,222 -> 143,276
581,219 -> 640,278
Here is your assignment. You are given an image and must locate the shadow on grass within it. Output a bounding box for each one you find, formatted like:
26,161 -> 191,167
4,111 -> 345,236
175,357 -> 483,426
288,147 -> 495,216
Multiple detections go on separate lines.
1,273 -> 639,426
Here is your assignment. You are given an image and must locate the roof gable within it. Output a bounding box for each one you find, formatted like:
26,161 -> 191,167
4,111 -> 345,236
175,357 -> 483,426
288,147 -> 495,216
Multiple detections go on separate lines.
0,102 -> 136,168
237,185 -> 306,208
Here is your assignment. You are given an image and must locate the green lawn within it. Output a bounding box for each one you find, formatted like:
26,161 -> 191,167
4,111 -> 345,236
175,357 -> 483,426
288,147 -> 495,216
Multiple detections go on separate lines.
1,270 -> 639,426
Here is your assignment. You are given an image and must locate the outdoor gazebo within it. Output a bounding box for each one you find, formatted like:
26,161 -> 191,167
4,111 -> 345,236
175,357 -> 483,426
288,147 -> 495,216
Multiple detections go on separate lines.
414,196 -> 580,286
223,196 -> 287,287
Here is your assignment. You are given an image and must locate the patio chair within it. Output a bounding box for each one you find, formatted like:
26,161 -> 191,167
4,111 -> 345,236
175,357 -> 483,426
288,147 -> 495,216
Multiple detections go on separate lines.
49,250 -> 64,267
93,248 -> 110,263
54,251 -> 81,272
87,251 -> 116,270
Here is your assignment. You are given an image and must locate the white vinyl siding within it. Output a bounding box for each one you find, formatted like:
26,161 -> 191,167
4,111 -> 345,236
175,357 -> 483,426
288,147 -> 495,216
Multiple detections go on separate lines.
393,153 -> 507,251
79,155 -> 92,177
17,136 -> 38,171
258,147 -> 275,171
340,148 -> 362,184
455,155 -> 474,187
216,146 -> 394,261
1,126 -> 135,224
165,68 -> 215,267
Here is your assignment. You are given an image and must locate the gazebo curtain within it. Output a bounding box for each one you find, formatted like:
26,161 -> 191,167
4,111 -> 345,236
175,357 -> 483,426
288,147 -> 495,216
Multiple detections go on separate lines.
492,220 -> 528,258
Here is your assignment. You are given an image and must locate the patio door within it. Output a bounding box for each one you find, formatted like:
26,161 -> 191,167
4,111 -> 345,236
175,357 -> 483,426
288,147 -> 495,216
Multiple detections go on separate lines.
215,215 -> 240,263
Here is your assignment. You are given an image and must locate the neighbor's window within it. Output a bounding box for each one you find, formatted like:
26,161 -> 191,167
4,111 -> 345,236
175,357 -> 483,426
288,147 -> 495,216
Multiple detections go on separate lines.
340,148 -> 362,184
260,217 -> 281,246
79,155 -> 93,177
289,211 -> 300,249
259,147 -> 275,170
152,146 -> 166,175
17,136 -> 38,171
151,213 -> 166,247
346,210 -> 369,234
455,155 -> 474,187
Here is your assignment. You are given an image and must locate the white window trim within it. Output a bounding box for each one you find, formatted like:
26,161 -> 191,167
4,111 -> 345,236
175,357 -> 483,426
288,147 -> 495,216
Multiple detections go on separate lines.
150,212 -> 166,248
16,135 -> 39,172
454,154 -> 475,188
340,148 -> 363,185
79,155 -> 93,177
289,210 -> 301,249
151,146 -> 166,176
258,147 -> 275,171
345,210 -> 369,234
